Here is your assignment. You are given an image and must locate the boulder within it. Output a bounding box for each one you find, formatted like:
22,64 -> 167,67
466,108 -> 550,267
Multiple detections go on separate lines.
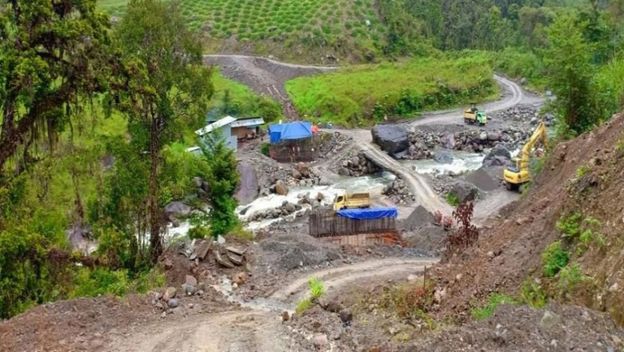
433,149 -> 454,164
235,163 -> 259,205
164,201 -> 191,221
371,125 -> 409,154
483,145 -> 512,167
163,287 -> 177,301
449,181 -> 479,203
274,180 -> 289,196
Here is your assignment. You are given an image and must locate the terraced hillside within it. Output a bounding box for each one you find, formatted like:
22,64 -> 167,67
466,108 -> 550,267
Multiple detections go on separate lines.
99,0 -> 391,63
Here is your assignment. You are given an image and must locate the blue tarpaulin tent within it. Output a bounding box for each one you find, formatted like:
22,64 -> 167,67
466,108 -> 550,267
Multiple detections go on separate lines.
268,121 -> 313,144
337,207 -> 398,220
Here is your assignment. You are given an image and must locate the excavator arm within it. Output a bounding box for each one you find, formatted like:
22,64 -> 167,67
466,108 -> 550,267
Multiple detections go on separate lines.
504,121 -> 547,190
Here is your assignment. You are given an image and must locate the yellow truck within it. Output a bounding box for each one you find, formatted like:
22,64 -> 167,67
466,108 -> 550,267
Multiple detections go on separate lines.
333,192 -> 371,211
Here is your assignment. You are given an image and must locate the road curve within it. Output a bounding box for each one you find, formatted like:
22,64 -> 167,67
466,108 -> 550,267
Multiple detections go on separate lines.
108,257 -> 438,352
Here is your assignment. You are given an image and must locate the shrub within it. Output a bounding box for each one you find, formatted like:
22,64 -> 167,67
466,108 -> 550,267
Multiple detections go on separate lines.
471,293 -> 517,320
542,241 -> 569,277
260,142 -> 270,156
521,279 -> 548,308
445,192 -> 460,207
295,298 -> 313,315
71,268 -> 130,298
556,212 -> 582,238
379,281 -> 436,322
445,201 -> 478,255
558,263 -> 586,297
308,277 -> 325,300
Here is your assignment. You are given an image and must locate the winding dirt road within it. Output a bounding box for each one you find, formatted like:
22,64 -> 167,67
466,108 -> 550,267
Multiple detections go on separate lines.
109,257 -> 437,352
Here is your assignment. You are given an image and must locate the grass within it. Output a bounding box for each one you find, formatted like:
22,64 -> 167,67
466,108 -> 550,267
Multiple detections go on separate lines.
286,54 -> 498,126
208,70 -> 283,124
471,293 -> 518,320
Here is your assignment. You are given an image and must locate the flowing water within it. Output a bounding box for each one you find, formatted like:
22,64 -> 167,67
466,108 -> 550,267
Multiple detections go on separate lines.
401,151 -> 485,176
237,172 -> 396,230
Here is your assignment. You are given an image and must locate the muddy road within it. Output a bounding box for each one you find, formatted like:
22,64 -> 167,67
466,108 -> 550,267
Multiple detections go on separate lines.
108,258 -> 437,352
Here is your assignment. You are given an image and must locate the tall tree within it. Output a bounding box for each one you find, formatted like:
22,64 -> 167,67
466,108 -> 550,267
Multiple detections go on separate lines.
114,0 -> 213,262
544,14 -> 596,134
0,0 -> 112,180
199,134 -> 239,238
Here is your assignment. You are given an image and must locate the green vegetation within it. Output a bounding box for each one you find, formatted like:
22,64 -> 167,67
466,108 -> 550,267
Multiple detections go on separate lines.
557,263 -> 587,297
556,212 -> 605,255
210,71 -> 283,123
471,293 -> 518,320
445,192 -> 461,207
295,277 -> 326,315
287,54 -> 497,126
521,279 -> 548,308
542,241 -> 570,277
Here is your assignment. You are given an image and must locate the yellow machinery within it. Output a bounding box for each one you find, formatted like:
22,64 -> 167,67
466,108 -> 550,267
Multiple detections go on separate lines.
464,104 -> 487,125
333,192 -> 371,211
504,121 -> 547,191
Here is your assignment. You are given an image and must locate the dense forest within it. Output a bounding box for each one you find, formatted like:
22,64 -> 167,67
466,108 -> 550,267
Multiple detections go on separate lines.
0,0 -> 623,320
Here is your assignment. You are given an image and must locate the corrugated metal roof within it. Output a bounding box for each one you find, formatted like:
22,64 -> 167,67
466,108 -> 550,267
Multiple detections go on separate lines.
195,116 -> 237,136
231,118 -> 264,128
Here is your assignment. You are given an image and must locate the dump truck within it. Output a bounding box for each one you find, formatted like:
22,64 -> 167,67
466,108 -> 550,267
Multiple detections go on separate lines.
333,192 -> 371,211
504,121 -> 547,191
463,104 -> 487,125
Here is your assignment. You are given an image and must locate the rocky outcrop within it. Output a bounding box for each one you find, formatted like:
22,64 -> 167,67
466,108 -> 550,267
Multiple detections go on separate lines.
372,125 -> 409,155
164,201 -> 192,221
235,162 -> 259,205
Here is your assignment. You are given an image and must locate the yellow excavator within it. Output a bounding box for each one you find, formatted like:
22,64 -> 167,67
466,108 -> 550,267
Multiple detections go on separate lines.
503,121 -> 547,191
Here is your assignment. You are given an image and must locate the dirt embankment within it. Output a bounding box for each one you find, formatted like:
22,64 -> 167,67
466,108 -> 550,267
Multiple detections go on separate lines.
431,113 -> 624,324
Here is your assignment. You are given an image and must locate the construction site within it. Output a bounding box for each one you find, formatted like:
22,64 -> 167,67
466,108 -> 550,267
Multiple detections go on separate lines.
2,52 -> 622,351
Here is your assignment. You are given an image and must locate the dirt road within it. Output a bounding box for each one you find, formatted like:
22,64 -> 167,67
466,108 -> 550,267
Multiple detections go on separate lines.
109,257 -> 437,352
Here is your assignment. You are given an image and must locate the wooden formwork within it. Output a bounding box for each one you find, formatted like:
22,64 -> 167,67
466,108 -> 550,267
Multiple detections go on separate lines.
320,232 -> 403,246
309,209 -> 397,239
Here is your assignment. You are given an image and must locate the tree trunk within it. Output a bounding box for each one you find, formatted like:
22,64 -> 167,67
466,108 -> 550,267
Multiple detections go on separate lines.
148,118 -> 162,263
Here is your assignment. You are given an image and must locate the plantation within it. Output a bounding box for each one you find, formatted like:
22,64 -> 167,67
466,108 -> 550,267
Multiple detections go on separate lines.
99,0 -> 387,61
286,54 -> 498,126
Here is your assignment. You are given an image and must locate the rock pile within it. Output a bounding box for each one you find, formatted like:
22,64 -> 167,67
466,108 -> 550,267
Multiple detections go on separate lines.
384,177 -> 415,205
337,152 -> 381,177
248,200 -> 305,222
403,127 -> 529,160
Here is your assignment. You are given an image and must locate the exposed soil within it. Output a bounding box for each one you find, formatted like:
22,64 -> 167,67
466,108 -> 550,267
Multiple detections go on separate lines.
430,113 -> 624,324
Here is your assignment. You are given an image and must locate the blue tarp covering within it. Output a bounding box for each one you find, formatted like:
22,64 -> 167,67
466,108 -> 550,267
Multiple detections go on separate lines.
337,207 -> 398,220
268,121 -> 313,143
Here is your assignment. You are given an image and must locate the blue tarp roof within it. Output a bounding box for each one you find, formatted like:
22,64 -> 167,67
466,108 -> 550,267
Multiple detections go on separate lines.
337,207 -> 398,220
268,121 -> 313,143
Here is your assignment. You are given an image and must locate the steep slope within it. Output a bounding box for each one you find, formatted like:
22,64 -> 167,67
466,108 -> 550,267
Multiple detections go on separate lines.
432,113 -> 624,325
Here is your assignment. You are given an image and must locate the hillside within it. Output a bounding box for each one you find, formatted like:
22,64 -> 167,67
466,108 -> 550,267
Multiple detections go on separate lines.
100,0 -> 390,63
431,113 -> 624,326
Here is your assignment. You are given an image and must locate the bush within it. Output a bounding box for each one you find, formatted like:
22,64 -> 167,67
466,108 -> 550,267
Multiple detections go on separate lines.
295,297 -> 313,315
379,281 -> 435,320
260,142 -> 270,156
558,263 -> 586,297
542,241 -> 569,277
445,192 -> 460,207
471,293 -> 517,320
308,277 -> 325,300
521,279 -> 547,308
71,268 -> 131,298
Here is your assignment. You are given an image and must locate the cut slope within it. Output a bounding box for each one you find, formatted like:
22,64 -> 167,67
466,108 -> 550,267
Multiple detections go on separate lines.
432,113 -> 624,325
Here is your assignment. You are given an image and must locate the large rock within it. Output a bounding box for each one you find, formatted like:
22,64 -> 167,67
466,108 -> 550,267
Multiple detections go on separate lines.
483,145 -> 512,167
274,180 -> 289,195
164,202 -> 191,221
371,125 -> 409,155
235,162 -> 259,205
449,181 -> 480,203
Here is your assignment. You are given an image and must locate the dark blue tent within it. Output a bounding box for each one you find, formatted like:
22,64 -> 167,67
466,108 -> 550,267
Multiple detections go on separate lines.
337,207 -> 398,220
268,121 -> 313,144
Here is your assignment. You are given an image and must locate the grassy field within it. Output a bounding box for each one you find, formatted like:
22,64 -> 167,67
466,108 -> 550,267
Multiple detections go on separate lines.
97,0 -> 388,62
285,54 -> 498,126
